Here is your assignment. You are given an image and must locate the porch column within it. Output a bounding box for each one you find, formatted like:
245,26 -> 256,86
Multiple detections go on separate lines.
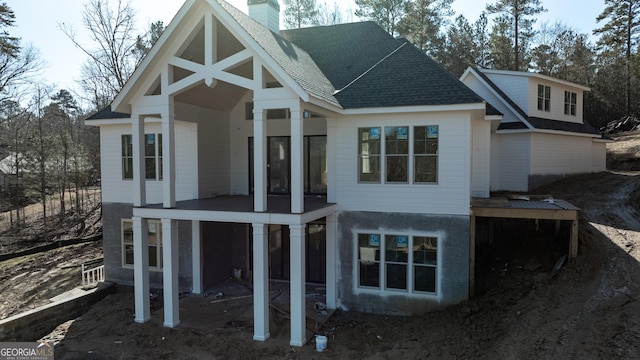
192,220 -> 202,294
290,108 -> 304,213
253,108 -> 267,212
325,214 -> 337,309
132,114 -> 146,207
162,218 -> 180,328
289,224 -> 306,346
161,105 -> 176,208
326,118 -> 336,203
252,223 -> 270,341
133,216 -> 150,323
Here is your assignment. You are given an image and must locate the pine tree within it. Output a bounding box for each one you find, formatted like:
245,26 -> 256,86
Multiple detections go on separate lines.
485,0 -> 546,71
355,0 -> 407,35
283,0 -> 319,29
594,0 -> 640,116
397,0 -> 454,58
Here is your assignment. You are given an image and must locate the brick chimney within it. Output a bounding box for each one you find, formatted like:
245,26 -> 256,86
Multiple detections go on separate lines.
247,0 -> 280,32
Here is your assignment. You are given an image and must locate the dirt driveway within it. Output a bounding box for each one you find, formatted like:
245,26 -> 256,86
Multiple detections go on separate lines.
41,171 -> 639,359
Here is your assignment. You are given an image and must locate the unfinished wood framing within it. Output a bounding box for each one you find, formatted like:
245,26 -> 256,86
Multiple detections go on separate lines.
469,198 -> 579,296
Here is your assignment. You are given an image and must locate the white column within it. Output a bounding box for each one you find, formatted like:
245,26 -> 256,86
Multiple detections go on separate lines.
326,119 -> 336,203
253,109 -> 267,212
289,223 -> 306,347
162,218 -> 180,328
192,220 -> 202,294
325,214 -> 337,309
290,109 -> 304,214
132,115 -> 146,207
162,106 -> 176,208
133,216 -> 150,323
252,223 -> 270,341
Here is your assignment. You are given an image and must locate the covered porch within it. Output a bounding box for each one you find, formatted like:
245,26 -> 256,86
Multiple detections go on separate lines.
131,195 -> 337,347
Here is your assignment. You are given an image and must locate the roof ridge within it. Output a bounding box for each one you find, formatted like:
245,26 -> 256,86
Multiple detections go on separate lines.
333,42 -> 408,95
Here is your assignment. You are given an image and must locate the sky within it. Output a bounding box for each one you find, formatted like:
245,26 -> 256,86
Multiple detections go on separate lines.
10,0 -> 605,103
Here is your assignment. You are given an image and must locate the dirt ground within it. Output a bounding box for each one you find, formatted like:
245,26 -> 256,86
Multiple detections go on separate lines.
9,132 -> 640,358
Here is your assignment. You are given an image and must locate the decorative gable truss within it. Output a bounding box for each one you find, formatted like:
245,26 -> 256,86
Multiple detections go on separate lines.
113,1 -> 306,114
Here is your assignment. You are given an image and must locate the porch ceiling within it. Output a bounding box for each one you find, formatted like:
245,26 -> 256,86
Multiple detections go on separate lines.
175,80 -> 248,112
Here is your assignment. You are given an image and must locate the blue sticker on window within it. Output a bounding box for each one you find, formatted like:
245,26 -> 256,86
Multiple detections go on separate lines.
397,127 -> 408,140
427,126 -> 438,138
369,128 -> 380,140
369,234 -> 380,246
397,235 -> 408,248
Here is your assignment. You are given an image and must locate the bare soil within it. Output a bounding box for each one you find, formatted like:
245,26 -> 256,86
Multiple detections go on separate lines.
6,133 -> 640,358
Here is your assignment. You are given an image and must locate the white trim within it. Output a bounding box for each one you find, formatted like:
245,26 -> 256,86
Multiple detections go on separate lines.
343,103 -> 486,115
477,68 -> 591,91
496,128 -> 602,138
352,229 -> 442,300
132,204 -> 337,225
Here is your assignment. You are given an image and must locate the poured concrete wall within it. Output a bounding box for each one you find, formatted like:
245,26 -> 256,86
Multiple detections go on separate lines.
336,211 -> 470,315
102,203 -> 193,291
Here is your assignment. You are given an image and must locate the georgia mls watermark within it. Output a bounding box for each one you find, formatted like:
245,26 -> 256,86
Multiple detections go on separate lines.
0,342 -> 53,360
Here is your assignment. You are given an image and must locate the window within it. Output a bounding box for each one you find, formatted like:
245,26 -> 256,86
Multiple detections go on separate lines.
358,126 -> 438,184
357,232 -> 438,294
122,135 -> 133,179
564,91 -> 577,116
122,134 -> 163,180
358,128 -> 381,182
537,84 -> 551,112
414,126 -> 438,183
122,219 -> 163,270
358,233 -> 380,287
385,127 -> 408,183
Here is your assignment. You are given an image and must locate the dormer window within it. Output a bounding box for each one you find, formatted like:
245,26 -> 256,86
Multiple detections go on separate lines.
537,84 -> 551,112
564,91 -> 577,116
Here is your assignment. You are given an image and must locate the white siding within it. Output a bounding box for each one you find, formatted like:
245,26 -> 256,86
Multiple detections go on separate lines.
527,79 -> 585,123
471,118 -> 491,198
462,75 -> 520,123
334,111 -> 472,216
491,132 -> 530,192
100,121 -> 198,204
484,73 -> 530,113
530,133 -> 600,175
592,140 -> 607,172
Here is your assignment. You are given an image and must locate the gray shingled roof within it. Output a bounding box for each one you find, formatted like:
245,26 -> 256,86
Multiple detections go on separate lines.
216,0 -> 340,107
281,23 -> 486,109
86,105 -> 131,120
472,67 -> 601,136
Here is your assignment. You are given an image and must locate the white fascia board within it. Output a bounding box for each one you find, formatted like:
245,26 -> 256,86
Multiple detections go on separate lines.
479,68 -> 591,92
467,68 -> 534,130
133,204 -> 337,224
485,115 -> 503,121
497,128 -> 600,138
112,0 -> 197,113
208,0 -> 310,103
84,117 -> 167,126
342,102 -> 486,115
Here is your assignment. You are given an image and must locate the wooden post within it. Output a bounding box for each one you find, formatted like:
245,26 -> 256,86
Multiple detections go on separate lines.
570,215 -> 579,260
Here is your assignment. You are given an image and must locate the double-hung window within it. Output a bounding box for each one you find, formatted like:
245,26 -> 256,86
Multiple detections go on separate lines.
122,134 -> 163,180
358,125 -> 438,184
564,91 -> 577,116
121,219 -> 163,270
385,127 -> 409,183
357,232 -> 438,294
358,128 -> 381,182
414,126 -> 438,183
537,84 -> 551,112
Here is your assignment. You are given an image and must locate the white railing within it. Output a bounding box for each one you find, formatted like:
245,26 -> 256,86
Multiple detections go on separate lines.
81,263 -> 105,288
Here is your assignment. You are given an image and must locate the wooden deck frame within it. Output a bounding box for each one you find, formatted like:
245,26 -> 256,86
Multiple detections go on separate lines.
469,204 -> 579,297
